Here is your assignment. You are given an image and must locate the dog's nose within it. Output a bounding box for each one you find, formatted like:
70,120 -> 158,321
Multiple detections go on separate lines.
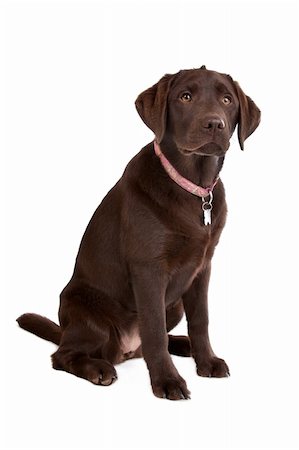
202,116 -> 225,131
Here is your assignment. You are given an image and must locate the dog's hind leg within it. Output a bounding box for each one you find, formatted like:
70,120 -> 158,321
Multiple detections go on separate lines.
168,335 -> 191,357
166,300 -> 191,357
51,326 -> 118,386
51,290 -> 120,386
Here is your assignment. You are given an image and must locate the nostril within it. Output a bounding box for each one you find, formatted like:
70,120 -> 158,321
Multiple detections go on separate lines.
203,117 -> 225,131
218,119 -> 225,129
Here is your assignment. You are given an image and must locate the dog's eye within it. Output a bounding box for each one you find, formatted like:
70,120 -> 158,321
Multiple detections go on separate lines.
180,92 -> 192,102
222,96 -> 232,105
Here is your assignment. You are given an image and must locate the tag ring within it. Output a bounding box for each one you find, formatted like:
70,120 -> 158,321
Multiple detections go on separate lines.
201,191 -> 213,211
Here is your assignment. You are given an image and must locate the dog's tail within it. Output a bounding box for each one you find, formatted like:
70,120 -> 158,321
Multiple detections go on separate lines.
16,313 -> 62,345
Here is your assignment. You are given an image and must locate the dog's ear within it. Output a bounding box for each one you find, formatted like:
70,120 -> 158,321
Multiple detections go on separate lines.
234,81 -> 261,150
135,74 -> 174,143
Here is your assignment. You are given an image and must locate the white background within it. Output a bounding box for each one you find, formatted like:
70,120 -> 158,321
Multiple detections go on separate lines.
2,1 -> 299,449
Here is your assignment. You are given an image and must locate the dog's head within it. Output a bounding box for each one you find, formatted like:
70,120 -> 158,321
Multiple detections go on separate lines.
135,66 -> 260,155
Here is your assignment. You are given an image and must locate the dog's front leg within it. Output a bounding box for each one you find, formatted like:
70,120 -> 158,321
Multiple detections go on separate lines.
182,263 -> 230,378
131,264 -> 190,400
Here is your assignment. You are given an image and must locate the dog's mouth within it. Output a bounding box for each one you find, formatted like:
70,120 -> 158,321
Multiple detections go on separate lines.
179,142 -> 229,157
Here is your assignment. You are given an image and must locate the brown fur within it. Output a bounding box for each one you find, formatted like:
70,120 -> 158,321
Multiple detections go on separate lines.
17,67 -> 260,400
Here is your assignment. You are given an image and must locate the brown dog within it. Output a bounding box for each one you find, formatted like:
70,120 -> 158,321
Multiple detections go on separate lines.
17,66 -> 260,400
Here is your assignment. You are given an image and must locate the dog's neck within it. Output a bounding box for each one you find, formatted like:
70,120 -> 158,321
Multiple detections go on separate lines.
158,138 -> 224,189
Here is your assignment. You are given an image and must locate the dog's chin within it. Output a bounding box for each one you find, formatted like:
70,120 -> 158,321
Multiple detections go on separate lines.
179,142 -> 228,157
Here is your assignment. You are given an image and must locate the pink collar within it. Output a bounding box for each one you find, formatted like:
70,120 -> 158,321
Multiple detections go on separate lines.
153,141 -> 218,198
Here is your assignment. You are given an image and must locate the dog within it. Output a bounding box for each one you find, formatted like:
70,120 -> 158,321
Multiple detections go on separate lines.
17,66 -> 260,400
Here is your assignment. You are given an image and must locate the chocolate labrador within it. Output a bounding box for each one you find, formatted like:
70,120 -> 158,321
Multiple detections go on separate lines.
17,66 -> 260,400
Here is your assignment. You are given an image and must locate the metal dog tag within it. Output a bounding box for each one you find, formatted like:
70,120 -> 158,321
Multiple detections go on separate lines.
202,192 -> 213,226
203,205 -> 212,225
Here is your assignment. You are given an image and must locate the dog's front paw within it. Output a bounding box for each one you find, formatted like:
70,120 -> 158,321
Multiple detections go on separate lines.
196,356 -> 230,378
151,373 -> 191,400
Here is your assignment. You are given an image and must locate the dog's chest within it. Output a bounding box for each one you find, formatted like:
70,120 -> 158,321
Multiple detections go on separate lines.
164,231 -> 214,305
